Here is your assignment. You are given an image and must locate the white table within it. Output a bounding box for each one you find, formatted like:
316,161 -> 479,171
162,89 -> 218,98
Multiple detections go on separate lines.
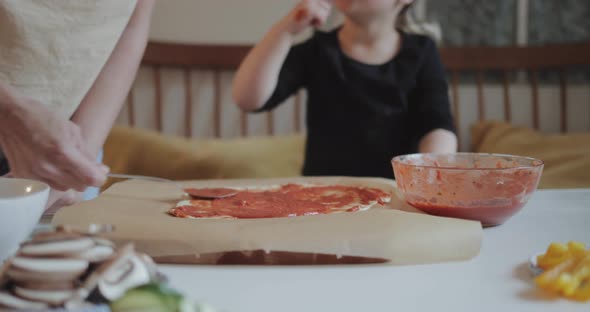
161,189 -> 590,312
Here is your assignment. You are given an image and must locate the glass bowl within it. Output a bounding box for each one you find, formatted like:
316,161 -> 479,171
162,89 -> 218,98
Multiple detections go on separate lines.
392,153 -> 544,226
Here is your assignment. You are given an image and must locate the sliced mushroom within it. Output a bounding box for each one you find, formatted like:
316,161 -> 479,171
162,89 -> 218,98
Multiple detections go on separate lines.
11,257 -> 89,274
0,291 -> 48,310
74,244 -> 135,302
14,279 -> 76,291
29,224 -> 113,244
28,232 -> 85,244
20,238 -> 95,257
0,259 -> 10,288
98,254 -> 151,301
6,267 -> 85,283
14,287 -> 76,305
138,253 -> 161,282
2,230 -> 163,309
75,245 -> 115,263
86,224 -> 115,235
64,299 -> 96,311
93,238 -> 115,247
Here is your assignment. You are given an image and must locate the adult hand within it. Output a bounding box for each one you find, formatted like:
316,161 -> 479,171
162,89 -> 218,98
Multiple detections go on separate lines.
0,90 -> 108,191
45,189 -> 83,214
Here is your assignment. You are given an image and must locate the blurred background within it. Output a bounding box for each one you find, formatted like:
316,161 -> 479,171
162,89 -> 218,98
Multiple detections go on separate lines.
104,0 -> 590,189
148,0 -> 590,46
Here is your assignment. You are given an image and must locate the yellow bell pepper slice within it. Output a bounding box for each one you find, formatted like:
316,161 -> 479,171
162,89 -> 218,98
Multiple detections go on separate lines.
563,254 -> 590,297
570,277 -> 590,302
568,241 -> 588,258
533,241 -> 590,301
547,242 -> 569,256
535,257 -> 577,290
537,243 -> 572,270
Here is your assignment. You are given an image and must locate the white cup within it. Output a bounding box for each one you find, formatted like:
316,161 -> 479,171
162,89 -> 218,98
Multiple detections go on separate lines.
0,178 -> 49,262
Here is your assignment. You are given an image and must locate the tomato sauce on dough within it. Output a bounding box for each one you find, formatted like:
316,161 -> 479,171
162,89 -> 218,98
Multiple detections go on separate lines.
172,184 -> 390,219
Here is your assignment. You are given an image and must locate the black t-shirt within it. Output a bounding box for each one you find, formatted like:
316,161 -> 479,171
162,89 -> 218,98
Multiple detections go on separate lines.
255,29 -> 455,179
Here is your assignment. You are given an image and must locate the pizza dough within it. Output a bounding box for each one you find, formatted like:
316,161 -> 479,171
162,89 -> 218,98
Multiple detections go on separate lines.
170,184 -> 391,219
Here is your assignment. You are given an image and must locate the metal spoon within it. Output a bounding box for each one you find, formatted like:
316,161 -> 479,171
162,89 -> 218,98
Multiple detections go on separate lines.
107,173 -> 238,199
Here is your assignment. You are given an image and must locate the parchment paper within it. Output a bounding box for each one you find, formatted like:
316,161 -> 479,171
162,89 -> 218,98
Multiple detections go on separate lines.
52,177 -> 482,265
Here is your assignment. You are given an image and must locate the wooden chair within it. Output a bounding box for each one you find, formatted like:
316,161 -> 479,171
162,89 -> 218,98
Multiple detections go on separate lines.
122,41 -> 590,150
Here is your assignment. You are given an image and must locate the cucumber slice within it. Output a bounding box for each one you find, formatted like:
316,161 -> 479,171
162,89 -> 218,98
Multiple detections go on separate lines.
110,284 -> 178,312
110,283 -> 206,312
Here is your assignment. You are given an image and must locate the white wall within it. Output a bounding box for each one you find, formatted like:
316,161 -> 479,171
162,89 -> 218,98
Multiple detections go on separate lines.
148,0 -> 432,44
149,0 -> 296,44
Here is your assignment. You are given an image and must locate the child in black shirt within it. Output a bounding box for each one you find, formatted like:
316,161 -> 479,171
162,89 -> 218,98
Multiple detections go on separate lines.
233,0 -> 457,179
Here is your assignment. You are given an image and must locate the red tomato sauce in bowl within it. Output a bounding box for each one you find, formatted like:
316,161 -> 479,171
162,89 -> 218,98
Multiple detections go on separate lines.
392,153 -> 543,226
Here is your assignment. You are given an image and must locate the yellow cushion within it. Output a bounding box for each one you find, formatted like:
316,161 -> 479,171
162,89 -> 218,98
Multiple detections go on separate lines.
471,121 -> 590,189
103,126 -> 305,189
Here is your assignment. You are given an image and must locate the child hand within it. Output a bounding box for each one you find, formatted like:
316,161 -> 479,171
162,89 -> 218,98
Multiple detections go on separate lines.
285,0 -> 332,35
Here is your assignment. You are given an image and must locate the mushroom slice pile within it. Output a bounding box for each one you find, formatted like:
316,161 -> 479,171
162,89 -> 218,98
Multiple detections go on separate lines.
0,226 -> 159,310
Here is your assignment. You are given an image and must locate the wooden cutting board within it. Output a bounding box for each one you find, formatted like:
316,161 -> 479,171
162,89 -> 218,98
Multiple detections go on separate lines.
52,177 -> 482,265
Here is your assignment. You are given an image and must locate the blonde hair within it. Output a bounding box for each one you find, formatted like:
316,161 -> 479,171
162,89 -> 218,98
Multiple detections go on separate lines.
397,4 -> 442,44
324,3 -> 442,44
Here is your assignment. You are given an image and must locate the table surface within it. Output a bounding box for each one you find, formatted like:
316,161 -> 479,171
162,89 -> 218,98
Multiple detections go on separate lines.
159,189 -> 590,312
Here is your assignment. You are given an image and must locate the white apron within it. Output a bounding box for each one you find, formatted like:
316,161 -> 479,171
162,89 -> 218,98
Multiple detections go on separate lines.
0,0 -> 137,119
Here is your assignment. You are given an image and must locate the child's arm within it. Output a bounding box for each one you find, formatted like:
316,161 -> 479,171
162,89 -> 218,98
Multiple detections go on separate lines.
71,0 -> 155,158
232,0 -> 331,111
418,129 -> 457,153
410,38 -> 458,153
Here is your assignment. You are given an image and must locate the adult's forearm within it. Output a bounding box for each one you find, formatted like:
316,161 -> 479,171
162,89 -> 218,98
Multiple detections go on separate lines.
0,82 -> 36,139
71,0 -> 155,157
0,81 -> 22,114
